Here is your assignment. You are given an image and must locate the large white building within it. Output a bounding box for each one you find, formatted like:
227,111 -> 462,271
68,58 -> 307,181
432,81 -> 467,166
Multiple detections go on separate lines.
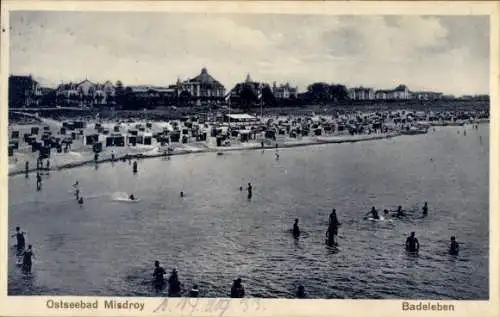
56,79 -> 116,106
348,87 -> 375,100
374,85 -> 410,100
176,68 -> 226,101
272,82 -> 298,99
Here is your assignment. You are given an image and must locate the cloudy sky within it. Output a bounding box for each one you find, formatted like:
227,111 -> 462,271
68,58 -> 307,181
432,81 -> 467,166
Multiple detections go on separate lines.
10,12 -> 489,95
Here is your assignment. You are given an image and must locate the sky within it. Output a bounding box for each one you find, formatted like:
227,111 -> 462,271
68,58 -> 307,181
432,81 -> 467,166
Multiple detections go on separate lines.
9,12 -> 490,95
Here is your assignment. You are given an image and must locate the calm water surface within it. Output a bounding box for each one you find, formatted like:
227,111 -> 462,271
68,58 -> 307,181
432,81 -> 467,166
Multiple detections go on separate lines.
8,124 -> 489,299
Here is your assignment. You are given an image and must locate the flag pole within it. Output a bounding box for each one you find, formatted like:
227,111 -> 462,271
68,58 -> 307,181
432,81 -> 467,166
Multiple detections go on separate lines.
260,83 -> 263,120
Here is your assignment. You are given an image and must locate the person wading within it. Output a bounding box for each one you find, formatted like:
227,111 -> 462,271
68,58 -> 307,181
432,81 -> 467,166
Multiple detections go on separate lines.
167,269 -> 182,297
292,218 -> 300,238
247,183 -> 253,199
405,232 -> 420,253
22,245 -> 35,273
152,260 -> 166,291
230,278 -> 245,298
11,226 -> 26,258
326,209 -> 340,246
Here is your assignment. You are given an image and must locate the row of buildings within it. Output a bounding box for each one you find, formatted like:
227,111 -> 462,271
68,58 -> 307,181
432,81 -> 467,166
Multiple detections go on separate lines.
8,70 -> 486,108
347,85 -> 452,101
8,68 -> 299,108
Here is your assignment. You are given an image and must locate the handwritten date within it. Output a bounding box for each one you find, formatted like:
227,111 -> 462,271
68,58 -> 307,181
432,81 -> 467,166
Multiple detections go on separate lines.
153,297 -> 264,316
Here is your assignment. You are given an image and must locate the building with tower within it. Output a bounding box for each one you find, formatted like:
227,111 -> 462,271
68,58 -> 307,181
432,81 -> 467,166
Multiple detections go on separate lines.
175,68 -> 226,104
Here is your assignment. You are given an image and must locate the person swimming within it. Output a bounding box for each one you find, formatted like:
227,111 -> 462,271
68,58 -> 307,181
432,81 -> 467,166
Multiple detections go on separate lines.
78,197 -> 84,205
11,226 -> 26,257
292,218 -> 300,238
189,285 -> 200,297
392,205 -> 405,218
405,232 -> 420,253
73,181 -> 79,188
449,236 -> 459,255
366,206 -> 379,220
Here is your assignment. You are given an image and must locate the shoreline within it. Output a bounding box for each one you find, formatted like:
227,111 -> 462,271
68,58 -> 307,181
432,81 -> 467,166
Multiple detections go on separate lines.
8,132 -> 402,177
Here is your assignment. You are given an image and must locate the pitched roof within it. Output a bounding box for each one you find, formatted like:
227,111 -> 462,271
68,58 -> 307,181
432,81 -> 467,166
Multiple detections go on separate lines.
186,68 -> 224,88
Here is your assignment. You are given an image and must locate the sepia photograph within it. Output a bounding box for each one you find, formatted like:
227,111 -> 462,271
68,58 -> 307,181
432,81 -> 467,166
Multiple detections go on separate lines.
1,1 -> 498,316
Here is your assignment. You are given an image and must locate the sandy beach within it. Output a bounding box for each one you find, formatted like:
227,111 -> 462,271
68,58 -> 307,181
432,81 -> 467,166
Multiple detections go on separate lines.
8,118 -> 402,176
8,111 -> 487,176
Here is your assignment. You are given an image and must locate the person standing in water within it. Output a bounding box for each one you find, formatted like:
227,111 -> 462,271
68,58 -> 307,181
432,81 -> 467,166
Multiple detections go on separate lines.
296,285 -> 306,298
36,172 -> 42,191
133,161 -> 138,174
329,209 -> 340,227
230,278 -> 245,298
152,260 -> 166,291
405,232 -> 420,253
422,202 -> 428,216
247,183 -> 253,199
25,161 -> 29,177
326,209 -> 340,246
78,197 -> 84,205
292,218 -> 300,238
449,236 -> 459,255
167,269 -> 182,297
11,227 -> 26,257
22,245 -> 35,273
